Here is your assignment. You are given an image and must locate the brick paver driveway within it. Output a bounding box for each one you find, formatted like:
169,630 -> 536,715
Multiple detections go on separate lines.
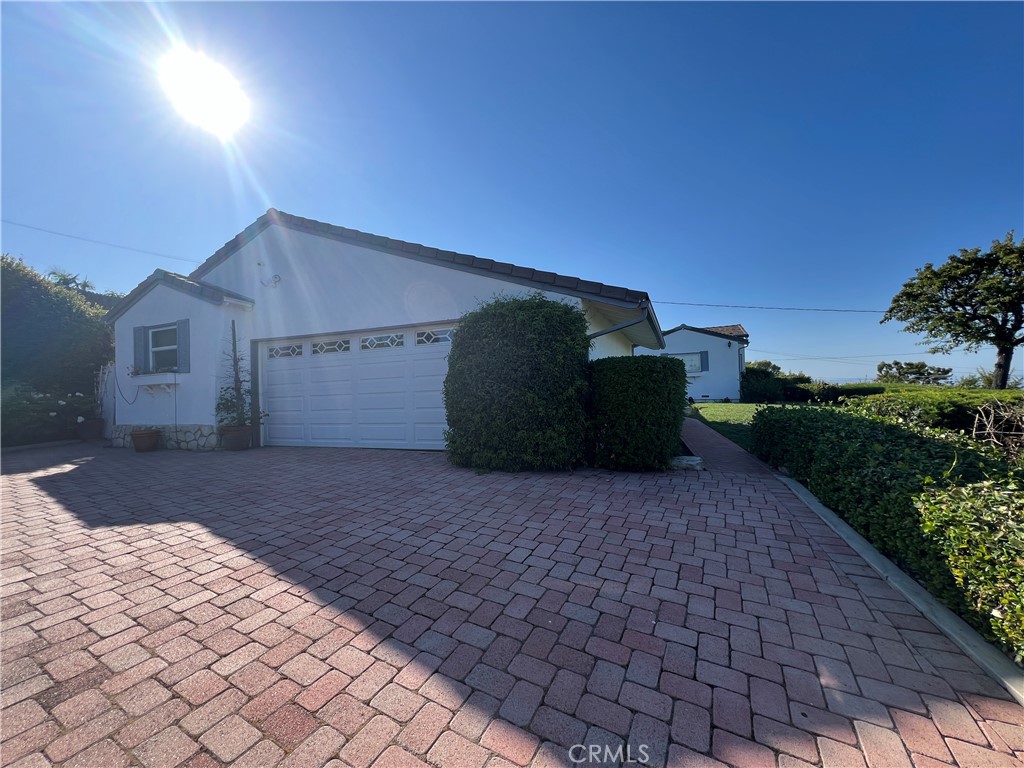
2,423 -> 1022,768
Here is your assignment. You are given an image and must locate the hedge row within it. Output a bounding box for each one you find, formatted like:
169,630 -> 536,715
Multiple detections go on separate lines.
750,406 -> 1021,661
852,389 -> 1024,432
2,257 -> 112,446
917,474 -> 1024,661
443,295 -> 687,472
741,371 -> 894,404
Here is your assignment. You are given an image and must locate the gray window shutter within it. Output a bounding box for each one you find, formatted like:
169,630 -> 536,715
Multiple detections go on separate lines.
133,326 -> 147,373
700,351 -> 710,372
176,319 -> 190,373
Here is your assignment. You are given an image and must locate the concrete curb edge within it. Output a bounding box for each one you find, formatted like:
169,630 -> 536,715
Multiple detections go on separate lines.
776,474 -> 1024,707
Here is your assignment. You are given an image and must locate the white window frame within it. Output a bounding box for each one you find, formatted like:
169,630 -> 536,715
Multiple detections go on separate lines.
149,324 -> 179,371
663,351 -> 708,375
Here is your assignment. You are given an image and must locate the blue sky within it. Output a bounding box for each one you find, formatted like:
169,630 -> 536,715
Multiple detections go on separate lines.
3,2 -> 1022,382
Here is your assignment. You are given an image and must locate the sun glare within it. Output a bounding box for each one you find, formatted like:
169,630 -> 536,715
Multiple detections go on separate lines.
159,46 -> 250,140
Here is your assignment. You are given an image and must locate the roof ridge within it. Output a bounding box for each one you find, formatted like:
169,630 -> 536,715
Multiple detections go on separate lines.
189,209 -> 651,306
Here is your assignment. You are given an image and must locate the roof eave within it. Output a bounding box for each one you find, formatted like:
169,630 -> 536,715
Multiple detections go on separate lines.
189,209 -> 653,309
663,323 -> 749,343
106,271 -> 254,324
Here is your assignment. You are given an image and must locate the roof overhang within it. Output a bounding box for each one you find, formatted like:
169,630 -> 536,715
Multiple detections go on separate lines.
585,299 -> 665,350
663,323 -> 749,343
105,270 -> 254,324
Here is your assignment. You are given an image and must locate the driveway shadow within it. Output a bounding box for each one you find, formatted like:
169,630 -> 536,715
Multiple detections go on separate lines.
3,443 -> 1019,768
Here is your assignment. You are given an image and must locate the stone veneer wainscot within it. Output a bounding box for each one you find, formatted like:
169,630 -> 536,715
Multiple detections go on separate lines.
111,424 -> 218,450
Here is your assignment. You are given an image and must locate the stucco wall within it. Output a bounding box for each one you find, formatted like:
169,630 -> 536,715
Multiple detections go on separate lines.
584,303 -> 635,359
202,227 -> 637,357
635,328 -> 744,400
113,227 -> 646,444
112,285 -> 250,429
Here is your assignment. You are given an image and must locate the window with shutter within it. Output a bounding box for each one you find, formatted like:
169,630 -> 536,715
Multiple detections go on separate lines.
133,319 -> 191,374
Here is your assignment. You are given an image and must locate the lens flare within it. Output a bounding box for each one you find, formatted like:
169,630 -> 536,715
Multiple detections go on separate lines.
158,46 -> 250,140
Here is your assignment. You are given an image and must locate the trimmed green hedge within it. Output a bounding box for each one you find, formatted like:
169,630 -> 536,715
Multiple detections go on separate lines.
746,373 -> 877,404
588,356 -> 687,470
836,383 -> 889,398
853,389 -> 1024,432
740,367 -> 784,403
750,406 -> 1021,660
443,295 -> 590,472
918,474 -> 1024,662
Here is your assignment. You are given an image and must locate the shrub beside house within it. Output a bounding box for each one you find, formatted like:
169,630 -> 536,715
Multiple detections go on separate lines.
443,295 -> 688,473
1,256 -> 112,446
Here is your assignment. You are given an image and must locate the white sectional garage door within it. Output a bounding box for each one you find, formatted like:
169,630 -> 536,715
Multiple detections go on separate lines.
260,326 -> 452,449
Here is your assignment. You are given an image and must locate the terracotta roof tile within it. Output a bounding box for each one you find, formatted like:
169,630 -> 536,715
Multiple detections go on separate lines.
700,324 -> 748,338
662,323 -> 749,341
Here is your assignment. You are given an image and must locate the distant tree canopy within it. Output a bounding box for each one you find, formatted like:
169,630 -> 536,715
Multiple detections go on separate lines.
957,367 -> 1023,390
882,232 -> 1024,389
746,360 -> 782,376
2,255 -> 113,394
876,360 -> 954,386
47,268 -> 95,292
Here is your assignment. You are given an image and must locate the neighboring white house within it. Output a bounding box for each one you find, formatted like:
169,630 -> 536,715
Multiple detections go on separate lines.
635,323 -> 749,401
106,209 -> 666,450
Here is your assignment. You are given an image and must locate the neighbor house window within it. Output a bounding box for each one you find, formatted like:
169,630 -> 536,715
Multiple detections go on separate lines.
149,325 -> 178,371
664,351 -> 708,373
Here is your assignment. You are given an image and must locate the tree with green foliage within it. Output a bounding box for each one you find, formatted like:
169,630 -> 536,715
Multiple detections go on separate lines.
876,360 -> 953,385
882,232 -> 1024,389
746,359 -> 782,376
46,268 -> 95,292
956,367 -> 1023,390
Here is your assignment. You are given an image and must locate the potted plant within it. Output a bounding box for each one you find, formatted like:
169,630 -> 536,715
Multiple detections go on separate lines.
130,427 -> 161,452
216,320 -> 265,451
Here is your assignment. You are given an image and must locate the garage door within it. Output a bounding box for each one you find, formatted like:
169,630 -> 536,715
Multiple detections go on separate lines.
260,326 -> 453,449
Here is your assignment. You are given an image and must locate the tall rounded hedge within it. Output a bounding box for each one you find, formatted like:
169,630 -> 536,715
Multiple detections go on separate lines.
1,255 -> 111,394
443,294 -> 590,472
588,356 -> 688,470
1,256 -> 112,446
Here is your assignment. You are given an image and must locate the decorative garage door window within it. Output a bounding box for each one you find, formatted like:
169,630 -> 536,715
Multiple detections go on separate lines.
360,333 -> 404,350
268,344 -> 303,359
312,339 -> 351,355
416,329 -> 454,345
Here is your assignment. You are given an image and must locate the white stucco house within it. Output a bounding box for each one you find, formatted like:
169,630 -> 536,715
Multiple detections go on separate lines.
106,209 -> 666,450
635,323 -> 749,401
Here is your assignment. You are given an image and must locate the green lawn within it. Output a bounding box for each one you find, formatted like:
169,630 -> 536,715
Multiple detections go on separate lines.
691,403 -> 766,451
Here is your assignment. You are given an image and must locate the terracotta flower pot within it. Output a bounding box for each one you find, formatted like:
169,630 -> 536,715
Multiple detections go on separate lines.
220,425 -> 253,451
76,417 -> 105,441
130,428 -> 161,452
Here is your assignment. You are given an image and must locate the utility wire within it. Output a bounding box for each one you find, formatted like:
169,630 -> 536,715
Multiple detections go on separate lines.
2,219 -> 202,264
747,349 -> 946,361
654,300 -> 886,313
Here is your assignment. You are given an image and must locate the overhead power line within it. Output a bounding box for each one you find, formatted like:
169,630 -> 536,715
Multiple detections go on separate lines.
747,349 -> 945,361
654,300 -> 885,313
2,219 -> 202,264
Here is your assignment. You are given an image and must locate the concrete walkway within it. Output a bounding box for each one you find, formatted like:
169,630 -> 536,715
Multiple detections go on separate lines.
2,434 -> 1021,768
